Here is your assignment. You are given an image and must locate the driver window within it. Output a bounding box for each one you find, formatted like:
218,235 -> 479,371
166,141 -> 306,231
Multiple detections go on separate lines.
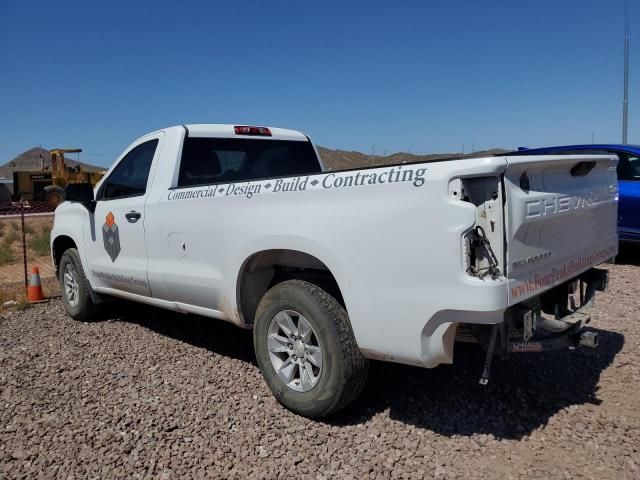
101,139 -> 158,200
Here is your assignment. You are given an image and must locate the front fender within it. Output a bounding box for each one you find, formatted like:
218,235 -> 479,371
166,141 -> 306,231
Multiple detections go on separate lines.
51,203 -> 94,287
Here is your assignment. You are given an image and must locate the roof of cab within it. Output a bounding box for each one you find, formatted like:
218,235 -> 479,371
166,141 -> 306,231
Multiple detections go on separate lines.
184,124 -> 309,141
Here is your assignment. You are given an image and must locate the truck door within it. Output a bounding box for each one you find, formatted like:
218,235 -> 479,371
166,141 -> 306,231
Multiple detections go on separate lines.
83,135 -> 162,296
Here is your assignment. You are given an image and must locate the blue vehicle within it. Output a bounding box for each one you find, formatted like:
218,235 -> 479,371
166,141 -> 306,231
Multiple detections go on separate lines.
509,144 -> 640,243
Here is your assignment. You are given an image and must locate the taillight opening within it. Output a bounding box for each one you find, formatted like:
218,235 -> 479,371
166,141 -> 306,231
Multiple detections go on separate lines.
234,126 -> 272,136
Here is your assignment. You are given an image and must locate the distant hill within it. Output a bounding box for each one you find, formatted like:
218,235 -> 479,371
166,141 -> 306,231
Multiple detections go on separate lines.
317,147 -> 510,170
0,147 -> 105,178
1,145 -> 511,179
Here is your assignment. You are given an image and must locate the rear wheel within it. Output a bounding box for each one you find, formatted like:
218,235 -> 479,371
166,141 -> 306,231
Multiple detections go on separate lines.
59,248 -> 96,321
43,185 -> 65,207
253,280 -> 368,418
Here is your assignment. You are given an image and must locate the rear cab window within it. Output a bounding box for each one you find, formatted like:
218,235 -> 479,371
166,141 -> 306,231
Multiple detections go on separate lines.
177,138 -> 322,187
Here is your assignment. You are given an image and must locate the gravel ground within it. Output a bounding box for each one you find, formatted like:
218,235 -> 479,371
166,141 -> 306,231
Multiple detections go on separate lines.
1,259 -> 639,479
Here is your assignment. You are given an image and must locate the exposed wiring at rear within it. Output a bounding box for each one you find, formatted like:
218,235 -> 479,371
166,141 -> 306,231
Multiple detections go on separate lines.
467,225 -> 501,279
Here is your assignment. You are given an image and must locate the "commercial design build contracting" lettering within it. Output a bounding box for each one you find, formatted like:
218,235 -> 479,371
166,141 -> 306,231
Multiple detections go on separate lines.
167,165 -> 427,201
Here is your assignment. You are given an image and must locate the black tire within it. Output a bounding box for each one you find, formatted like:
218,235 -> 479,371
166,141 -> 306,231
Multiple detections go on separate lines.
43,185 -> 65,207
253,280 -> 368,418
58,248 -> 96,321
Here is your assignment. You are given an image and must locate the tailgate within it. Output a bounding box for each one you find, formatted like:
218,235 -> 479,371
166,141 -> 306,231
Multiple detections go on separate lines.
504,155 -> 618,304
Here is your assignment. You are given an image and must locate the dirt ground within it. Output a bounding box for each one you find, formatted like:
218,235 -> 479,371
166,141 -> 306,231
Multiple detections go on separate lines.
1,254 -> 639,479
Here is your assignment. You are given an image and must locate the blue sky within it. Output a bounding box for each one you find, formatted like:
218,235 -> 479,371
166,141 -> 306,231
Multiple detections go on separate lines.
1,0 -> 637,167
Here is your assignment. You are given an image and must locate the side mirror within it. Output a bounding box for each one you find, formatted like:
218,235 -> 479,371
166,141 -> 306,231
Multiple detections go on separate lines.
65,183 -> 96,211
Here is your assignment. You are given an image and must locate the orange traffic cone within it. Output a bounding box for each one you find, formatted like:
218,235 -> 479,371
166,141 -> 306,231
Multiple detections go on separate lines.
27,266 -> 46,303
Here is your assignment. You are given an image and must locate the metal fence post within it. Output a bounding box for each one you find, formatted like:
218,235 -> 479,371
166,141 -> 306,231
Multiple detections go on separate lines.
20,201 -> 28,294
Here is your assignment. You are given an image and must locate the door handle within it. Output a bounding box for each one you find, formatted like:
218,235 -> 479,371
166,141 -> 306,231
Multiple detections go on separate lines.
125,211 -> 142,222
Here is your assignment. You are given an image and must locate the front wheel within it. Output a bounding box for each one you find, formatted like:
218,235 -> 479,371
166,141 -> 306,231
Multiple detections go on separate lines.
253,280 -> 368,418
58,248 -> 96,321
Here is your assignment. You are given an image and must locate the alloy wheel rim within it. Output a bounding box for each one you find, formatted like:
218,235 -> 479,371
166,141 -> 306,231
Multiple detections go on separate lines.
267,310 -> 323,392
63,264 -> 79,307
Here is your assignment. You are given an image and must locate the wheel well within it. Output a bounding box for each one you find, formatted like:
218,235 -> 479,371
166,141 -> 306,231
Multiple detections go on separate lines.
52,235 -> 77,272
237,249 -> 344,326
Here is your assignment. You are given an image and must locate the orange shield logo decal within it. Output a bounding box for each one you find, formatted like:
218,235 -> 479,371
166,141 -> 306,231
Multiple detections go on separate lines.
102,212 -> 121,262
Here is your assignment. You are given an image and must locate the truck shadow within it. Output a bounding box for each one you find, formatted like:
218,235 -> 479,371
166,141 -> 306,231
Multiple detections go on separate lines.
106,302 -> 256,364
112,303 -> 623,440
330,327 -> 624,439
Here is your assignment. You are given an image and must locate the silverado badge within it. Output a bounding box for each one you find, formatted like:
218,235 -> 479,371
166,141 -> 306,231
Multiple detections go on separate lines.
102,212 -> 121,262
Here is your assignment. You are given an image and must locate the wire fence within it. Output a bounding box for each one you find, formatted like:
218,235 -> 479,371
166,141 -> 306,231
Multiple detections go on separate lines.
0,201 -> 58,303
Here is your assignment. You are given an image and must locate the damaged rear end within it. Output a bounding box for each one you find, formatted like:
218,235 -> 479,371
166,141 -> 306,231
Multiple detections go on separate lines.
458,154 -> 618,383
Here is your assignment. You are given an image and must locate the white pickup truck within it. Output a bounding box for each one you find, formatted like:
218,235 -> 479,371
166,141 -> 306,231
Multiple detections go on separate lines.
51,124 -> 618,417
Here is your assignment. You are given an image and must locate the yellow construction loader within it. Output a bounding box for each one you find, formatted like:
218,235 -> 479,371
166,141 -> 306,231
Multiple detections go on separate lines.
12,148 -> 105,206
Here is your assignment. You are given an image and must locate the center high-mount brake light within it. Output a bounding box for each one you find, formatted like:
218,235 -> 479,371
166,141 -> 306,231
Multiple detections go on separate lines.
234,126 -> 272,136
